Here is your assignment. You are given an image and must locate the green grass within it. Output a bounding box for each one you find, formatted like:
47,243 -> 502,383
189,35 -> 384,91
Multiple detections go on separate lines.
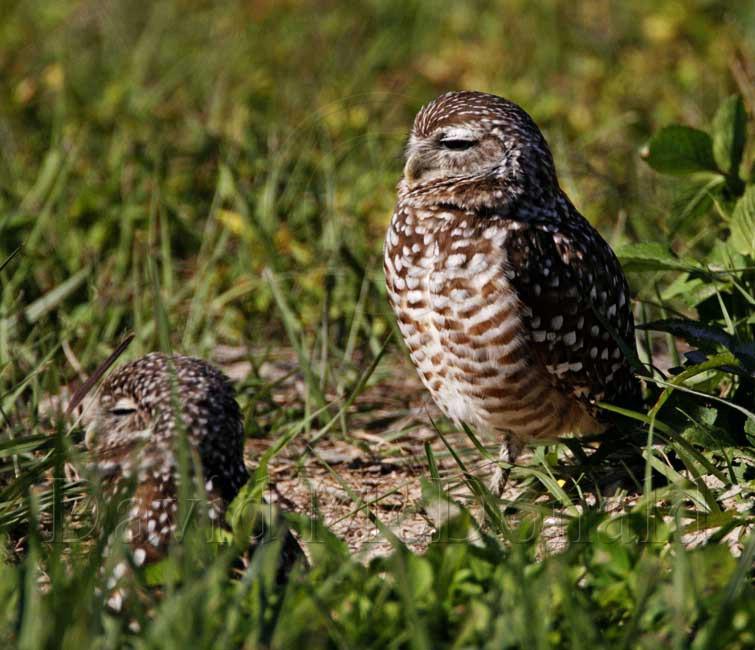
1,1 -> 754,648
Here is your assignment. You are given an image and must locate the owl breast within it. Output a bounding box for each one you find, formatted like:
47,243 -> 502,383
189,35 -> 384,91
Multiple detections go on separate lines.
384,207 -> 601,441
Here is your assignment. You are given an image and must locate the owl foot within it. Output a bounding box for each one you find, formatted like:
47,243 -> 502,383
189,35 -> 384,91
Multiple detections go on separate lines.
489,434 -> 524,498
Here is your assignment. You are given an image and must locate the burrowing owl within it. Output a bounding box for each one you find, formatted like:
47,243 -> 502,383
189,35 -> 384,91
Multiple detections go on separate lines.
84,352 -> 302,611
87,353 -> 248,566
384,91 -> 639,490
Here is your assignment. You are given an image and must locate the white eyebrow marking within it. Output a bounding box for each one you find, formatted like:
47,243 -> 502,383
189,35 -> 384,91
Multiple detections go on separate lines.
439,126 -> 477,140
110,397 -> 139,413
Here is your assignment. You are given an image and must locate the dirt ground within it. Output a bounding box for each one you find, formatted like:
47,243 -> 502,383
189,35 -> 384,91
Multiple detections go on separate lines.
221,346 -> 463,560
217,346 -> 751,560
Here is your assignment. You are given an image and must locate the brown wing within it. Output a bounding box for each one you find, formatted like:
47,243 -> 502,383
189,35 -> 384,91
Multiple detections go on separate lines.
503,210 -> 639,417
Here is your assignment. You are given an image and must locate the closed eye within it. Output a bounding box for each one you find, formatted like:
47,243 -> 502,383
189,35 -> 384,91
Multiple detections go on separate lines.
109,397 -> 138,416
110,407 -> 137,416
440,138 -> 476,151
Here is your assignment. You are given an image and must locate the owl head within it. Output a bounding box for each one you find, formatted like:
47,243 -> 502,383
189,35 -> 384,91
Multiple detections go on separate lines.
402,91 -> 558,206
86,353 -> 247,501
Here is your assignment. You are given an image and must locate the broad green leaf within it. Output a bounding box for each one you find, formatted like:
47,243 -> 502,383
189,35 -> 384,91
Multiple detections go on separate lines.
616,242 -> 698,272
729,185 -> 755,256
679,405 -> 719,445
712,95 -> 746,176
705,237 -> 748,268
642,125 -> 717,175
661,274 -> 721,308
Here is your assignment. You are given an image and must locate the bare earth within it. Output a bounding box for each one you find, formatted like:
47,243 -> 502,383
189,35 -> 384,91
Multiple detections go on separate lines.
215,347 -> 752,560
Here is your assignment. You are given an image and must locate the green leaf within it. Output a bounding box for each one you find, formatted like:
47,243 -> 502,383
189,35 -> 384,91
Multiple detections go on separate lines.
679,405 -> 722,446
661,274 -> 720,308
729,185 -> 755,256
745,417 -> 755,446
712,95 -> 747,176
616,242 -> 698,272
642,125 -> 718,175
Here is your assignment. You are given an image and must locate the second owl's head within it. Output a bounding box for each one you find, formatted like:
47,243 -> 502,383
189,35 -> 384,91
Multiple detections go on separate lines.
402,91 -> 558,202
85,353 -> 242,463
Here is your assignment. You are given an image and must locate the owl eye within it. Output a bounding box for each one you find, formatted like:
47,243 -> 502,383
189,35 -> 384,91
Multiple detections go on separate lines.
110,407 -> 136,416
440,138 -> 476,151
109,397 -> 138,416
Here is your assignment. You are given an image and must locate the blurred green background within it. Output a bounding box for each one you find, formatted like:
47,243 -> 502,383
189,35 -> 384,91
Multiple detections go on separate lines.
1,4 -> 754,646
0,0 -> 753,376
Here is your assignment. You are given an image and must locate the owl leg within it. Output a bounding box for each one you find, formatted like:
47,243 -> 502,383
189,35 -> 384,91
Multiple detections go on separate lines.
489,433 -> 524,497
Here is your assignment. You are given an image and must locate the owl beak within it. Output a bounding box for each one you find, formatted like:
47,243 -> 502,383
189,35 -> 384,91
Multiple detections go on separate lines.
404,152 -> 427,183
84,420 -> 97,449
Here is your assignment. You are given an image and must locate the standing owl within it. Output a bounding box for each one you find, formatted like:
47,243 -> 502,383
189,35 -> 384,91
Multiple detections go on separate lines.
384,91 -> 640,492
86,353 -> 249,569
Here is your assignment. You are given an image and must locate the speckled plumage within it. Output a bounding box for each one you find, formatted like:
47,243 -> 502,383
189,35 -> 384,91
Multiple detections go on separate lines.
88,353 -> 248,566
384,91 -> 639,487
